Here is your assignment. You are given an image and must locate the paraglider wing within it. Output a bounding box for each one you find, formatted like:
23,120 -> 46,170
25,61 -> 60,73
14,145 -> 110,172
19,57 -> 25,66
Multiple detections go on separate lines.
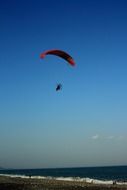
40,49 -> 75,66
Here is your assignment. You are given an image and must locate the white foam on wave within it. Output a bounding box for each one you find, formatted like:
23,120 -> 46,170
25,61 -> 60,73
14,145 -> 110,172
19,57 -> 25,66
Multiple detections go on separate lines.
0,174 -> 127,185
0,174 -> 47,179
56,177 -> 113,184
0,174 -> 30,179
117,182 -> 127,185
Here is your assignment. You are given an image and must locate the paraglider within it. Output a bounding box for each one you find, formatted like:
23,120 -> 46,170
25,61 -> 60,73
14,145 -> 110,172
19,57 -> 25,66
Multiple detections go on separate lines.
40,49 -> 75,91
40,49 -> 75,67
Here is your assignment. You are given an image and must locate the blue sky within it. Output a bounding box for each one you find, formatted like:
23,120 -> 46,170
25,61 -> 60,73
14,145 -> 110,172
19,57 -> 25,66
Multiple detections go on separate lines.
0,0 -> 127,169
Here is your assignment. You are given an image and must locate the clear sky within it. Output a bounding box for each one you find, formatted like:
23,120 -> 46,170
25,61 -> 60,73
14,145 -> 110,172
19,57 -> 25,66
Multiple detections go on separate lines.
0,0 -> 127,169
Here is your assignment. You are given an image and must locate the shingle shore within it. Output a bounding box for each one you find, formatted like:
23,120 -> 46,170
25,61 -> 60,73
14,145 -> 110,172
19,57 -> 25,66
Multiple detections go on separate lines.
0,176 -> 127,190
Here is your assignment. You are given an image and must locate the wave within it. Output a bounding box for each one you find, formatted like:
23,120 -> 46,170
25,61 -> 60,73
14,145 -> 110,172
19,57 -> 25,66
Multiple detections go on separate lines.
0,173 -> 127,185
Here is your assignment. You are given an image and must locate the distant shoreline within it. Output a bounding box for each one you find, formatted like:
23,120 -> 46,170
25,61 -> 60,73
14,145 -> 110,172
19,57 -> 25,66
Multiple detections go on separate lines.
0,175 -> 127,190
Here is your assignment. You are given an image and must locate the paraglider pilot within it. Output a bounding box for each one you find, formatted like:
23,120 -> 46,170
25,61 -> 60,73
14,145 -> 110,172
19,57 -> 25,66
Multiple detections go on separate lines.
56,84 -> 62,91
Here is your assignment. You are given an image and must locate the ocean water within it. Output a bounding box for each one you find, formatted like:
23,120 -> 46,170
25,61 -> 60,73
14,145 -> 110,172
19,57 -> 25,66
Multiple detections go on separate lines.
0,166 -> 127,184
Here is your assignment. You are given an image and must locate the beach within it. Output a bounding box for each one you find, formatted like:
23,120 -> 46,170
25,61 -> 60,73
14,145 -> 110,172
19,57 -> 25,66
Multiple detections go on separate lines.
0,176 -> 127,190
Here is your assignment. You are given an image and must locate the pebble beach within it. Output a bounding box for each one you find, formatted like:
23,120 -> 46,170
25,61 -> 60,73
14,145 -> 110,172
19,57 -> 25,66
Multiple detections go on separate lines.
0,175 -> 127,190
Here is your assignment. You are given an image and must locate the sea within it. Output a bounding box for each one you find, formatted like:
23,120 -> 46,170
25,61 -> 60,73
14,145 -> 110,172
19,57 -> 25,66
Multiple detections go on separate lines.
0,166 -> 127,185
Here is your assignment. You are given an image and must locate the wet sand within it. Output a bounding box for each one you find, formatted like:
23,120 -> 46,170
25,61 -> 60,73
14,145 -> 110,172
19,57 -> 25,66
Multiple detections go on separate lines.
0,176 -> 127,190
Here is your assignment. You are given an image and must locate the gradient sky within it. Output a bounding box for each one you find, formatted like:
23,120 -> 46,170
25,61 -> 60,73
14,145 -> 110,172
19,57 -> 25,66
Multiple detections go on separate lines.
0,0 -> 127,169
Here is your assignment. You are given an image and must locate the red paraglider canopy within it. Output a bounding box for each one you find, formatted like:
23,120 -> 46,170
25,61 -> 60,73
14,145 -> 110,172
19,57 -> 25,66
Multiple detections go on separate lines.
40,49 -> 75,66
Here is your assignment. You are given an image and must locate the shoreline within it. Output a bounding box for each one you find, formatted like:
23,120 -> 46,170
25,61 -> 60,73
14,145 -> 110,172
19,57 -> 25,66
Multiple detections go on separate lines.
0,175 -> 127,190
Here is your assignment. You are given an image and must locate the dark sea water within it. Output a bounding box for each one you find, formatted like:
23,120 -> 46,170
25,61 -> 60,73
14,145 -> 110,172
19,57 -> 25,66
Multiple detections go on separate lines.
0,166 -> 127,183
